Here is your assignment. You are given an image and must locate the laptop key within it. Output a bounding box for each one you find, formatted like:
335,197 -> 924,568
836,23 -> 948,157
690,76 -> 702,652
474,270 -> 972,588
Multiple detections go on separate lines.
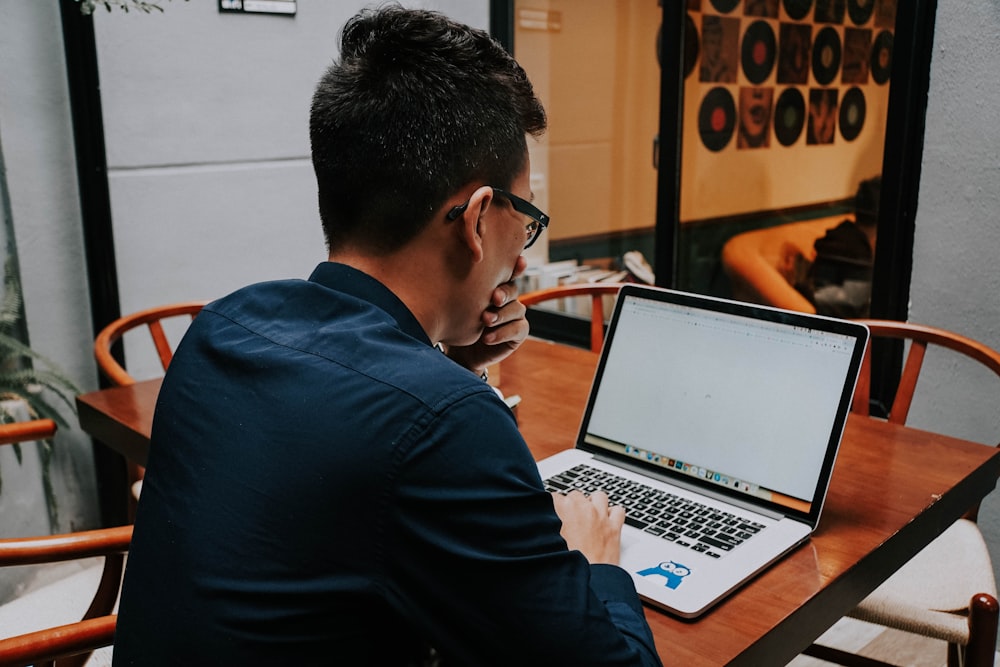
698,535 -> 737,551
546,479 -> 570,492
545,463 -> 766,559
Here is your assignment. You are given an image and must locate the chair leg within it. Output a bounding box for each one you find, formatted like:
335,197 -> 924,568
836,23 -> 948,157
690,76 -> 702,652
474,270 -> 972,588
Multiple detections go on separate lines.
948,642 -> 963,667
81,553 -> 125,621
962,593 -> 999,667
52,554 -> 125,667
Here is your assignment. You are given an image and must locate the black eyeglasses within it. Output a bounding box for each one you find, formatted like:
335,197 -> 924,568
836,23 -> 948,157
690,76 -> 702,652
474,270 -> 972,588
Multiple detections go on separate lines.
447,187 -> 551,250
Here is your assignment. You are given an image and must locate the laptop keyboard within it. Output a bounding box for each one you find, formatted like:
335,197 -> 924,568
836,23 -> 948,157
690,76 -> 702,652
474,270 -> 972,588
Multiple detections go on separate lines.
544,464 -> 766,559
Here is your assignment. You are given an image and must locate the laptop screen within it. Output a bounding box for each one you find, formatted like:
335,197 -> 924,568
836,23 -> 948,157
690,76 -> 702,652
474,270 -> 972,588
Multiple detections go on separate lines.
579,286 -> 867,523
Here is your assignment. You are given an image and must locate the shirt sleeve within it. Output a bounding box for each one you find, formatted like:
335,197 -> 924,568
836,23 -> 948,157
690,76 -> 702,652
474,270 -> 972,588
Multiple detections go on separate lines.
381,388 -> 663,667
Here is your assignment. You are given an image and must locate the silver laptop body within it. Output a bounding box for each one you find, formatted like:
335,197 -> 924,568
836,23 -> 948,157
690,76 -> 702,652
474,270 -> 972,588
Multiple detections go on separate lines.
537,284 -> 869,618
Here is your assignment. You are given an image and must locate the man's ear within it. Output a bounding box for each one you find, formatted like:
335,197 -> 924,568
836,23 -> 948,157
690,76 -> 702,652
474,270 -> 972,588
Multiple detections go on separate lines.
455,186 -> 495,263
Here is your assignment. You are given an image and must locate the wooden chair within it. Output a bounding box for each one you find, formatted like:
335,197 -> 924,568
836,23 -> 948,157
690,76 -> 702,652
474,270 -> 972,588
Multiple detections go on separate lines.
805,320 -> 1000,667
94,301 -> 207,509
519,283 -> 623,353
0,419 -> 132,667
94,301 -> 208,387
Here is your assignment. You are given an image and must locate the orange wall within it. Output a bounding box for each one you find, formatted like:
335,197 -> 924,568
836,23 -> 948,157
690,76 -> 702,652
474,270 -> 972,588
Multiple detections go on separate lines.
516,0 -> 661,242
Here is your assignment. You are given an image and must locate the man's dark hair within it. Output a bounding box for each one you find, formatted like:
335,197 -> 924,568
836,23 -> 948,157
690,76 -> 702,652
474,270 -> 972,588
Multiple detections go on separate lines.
854,175 -> 881,227
310,5 -> 547,254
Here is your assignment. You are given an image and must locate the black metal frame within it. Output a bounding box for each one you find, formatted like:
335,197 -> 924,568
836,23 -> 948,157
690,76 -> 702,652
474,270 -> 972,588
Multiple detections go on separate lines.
59,0 -> 128,527
867,0 -> 939,412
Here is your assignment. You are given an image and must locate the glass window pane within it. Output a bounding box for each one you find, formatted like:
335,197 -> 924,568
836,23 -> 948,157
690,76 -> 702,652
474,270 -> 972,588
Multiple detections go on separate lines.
678,0 -> 895,318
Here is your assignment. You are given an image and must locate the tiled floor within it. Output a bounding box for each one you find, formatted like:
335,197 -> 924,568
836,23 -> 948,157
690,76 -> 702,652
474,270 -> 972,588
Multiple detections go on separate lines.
1,563 -> 995,666
787,616 -> 948,666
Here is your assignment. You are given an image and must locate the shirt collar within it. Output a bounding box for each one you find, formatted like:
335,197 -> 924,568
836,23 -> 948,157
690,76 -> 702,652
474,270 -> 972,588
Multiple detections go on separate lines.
308,262 -> 432,347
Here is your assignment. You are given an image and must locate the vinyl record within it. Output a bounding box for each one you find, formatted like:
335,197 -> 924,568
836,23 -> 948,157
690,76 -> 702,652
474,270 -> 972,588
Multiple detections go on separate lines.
659,15 -> 700,78
684,13 -> 699,78
847,0 -> 875,25
698,87 -> 737,152
773,87 -> 806,146
782,0 -> 812,20
839,86 -> 866,141
710,0 -> 740,13
811,26 -> 842,85
741,20 -> 776,84
871,30 -> 893,84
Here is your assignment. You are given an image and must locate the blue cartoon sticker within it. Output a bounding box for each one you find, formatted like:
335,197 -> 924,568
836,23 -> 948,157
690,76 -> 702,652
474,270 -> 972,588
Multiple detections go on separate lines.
636,561 -> 691,589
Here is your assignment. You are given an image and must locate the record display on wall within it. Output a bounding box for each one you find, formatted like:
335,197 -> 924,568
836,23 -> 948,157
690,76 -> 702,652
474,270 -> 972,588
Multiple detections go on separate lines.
847,0 -> 875,25
738,86 -> 774,148
839,86 -> 865,140
811,26 -> 842,85
741,20 -> 777,84
782,0 -> 813,21
698,87 -> 737,152
871,30 -> 893,84
744,0 -> 780,18
814,0 -> 846,24
807,87 -> 838,144
700,15 -> 741,83
710,0 -> 740,13
778,23 -> 811,84
773,87 -> 806,146
842,27 -> 872,83
874,0 -> 897,29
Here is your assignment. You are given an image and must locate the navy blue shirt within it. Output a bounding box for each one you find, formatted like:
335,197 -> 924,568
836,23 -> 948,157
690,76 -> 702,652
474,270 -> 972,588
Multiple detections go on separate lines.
114,262 -> 661,666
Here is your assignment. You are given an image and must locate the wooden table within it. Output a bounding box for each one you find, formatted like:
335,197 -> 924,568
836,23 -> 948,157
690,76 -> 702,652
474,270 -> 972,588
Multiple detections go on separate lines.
77,338 -> 1000,666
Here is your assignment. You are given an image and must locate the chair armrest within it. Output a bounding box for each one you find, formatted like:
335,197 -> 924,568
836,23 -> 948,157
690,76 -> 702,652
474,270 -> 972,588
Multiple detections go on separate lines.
0,525 -> 132,566
0,419 -> 56,446
0,615 -> 116,667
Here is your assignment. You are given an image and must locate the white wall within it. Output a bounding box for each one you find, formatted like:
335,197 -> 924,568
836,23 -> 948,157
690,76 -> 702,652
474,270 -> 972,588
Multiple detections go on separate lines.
94,0 -> 486,380
0,1 -> 102,538
905,1 -> 1000,585
0,0 -> 486,584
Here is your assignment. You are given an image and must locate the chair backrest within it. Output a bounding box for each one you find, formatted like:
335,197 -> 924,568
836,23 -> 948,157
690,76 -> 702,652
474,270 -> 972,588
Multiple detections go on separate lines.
94,301 -> 208,386
0,420 -> 131,666
519,283 -> 623,353
852,321 -> 1000,523
851,320 -> 1000,428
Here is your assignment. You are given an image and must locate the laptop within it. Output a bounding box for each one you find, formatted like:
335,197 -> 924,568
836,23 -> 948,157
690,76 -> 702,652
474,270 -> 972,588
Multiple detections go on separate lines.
537,284 -> 869,618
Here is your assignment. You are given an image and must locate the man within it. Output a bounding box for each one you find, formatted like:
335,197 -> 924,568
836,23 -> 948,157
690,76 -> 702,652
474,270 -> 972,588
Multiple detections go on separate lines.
794,176 -> 881,318
114,6 -> 661,666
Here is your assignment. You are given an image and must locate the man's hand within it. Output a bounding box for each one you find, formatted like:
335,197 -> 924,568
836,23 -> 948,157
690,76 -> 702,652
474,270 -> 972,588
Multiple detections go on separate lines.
552,490 -> 625,565
446,255 -> 530,375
